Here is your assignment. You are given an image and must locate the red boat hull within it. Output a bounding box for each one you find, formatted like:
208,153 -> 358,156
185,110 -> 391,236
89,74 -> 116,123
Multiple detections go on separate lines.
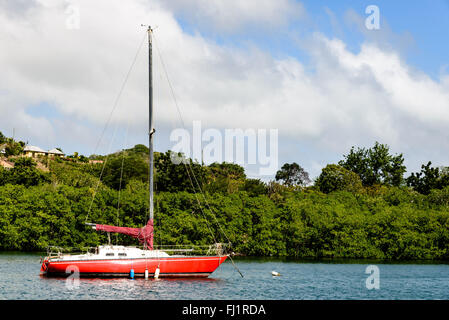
41,256 -> 228,278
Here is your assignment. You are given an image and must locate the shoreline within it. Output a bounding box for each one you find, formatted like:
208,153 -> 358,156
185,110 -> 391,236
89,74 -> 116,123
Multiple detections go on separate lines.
1,251 -> 449,264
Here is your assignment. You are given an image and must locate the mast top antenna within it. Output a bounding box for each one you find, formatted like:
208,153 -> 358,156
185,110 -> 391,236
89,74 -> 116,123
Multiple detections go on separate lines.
141,24 -> 157,32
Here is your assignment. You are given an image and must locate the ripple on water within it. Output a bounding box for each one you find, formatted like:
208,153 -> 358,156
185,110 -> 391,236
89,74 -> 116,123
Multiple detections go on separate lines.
2,253 -> 449,299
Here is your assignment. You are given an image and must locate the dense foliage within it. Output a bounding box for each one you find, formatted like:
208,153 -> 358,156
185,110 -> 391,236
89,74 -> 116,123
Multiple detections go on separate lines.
315,164 -> 363,194
0,136 -> 449,260
0,138 -> 25,157
275,162 -> 311,187
406,161 -> 449,195
0,158 -> 50,187
339,142 -> 406,187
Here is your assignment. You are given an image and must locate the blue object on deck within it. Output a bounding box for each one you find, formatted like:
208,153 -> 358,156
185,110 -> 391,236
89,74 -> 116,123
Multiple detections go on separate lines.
130,269 -> 134,279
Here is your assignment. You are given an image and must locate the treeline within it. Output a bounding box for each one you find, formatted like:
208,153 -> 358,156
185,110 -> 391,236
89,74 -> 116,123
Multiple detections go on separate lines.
0,139 -> 449,260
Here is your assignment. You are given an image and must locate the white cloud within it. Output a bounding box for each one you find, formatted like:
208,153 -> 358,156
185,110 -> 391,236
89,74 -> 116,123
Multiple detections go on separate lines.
0,0 -> 448,174
159,0 -> 305,33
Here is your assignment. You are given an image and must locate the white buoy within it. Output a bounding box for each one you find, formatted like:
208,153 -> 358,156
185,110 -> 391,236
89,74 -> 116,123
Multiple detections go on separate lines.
154,267 -> 160,279
271,271 -> 281,277
144,269 -> 149,280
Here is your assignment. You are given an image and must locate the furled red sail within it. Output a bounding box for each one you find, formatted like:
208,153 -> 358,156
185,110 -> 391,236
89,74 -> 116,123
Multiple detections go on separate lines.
95,219 -> 153,249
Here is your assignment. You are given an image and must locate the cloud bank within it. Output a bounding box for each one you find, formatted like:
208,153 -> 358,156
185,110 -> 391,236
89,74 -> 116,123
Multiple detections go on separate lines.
0,0 -> 448,177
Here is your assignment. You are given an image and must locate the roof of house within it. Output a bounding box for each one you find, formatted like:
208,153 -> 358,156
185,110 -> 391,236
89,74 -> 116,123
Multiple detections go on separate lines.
24,145 -> 46,153
89,159 -> 104,164
48,148 -> 64,155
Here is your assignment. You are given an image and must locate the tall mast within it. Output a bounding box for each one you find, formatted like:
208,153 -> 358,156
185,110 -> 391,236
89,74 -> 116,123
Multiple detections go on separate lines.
148,26 -> 154,221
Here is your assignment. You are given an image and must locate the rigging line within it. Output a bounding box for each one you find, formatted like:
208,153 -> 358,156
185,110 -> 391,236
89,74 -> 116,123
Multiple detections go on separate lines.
228,254 -> 244,278
158,109 -> 218,244
185,149 -> 232,244
189,144 -> 231,242
181,156 -> 219,245
115,115 -> 131,244
85,113 -> 119,224
85,31 -> 147,224
151,37 -> 219,246
152,33 -> 231,245
153,34 -> 227,245
90,31 -> 147,163
156,81 -> 218,244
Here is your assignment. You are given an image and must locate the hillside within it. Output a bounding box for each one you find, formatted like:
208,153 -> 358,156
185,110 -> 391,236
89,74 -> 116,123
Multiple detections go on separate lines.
1,138 -> 449,259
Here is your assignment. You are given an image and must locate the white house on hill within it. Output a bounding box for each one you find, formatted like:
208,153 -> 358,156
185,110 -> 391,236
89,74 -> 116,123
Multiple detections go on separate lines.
24,145 -> 47,158
23,145 -> 65,158
48,148 -> 65,157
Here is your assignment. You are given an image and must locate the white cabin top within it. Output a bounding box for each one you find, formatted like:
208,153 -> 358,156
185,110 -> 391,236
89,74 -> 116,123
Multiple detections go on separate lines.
49,245 -> 170,262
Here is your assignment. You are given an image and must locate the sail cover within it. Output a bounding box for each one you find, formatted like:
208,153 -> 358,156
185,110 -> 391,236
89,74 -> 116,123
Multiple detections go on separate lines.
95,219 -> 153,249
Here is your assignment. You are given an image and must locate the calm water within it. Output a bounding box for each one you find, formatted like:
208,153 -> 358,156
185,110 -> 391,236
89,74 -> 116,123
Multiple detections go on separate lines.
1,253 -> 449,300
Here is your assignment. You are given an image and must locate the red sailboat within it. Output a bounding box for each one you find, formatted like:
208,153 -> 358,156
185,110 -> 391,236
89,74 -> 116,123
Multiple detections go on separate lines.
40,27 -> 228,278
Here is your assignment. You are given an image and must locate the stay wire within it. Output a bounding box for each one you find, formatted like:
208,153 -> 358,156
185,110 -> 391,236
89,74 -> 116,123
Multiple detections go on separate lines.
152,32 -> 232,246
152,40 -> 218,247
115,113 -> 131,244
152,34 -> 218,246
85,31 -> 147,224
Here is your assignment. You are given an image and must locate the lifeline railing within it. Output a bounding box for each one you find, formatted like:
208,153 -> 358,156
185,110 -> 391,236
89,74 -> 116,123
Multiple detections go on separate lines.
152,243 -> 230,256
45,243 -> 231,258
46,246 -> 98,258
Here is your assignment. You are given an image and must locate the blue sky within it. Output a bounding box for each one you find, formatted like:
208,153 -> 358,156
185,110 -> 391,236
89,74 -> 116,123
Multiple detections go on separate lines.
176,0 -> 449,79
153,0 -> 449,178
1,0 -> 449,180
